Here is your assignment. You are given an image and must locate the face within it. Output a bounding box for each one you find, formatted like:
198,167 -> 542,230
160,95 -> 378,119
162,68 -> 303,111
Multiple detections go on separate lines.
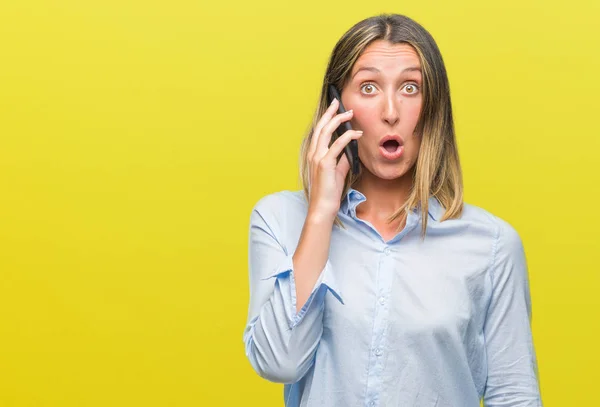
341,40 -> 423,181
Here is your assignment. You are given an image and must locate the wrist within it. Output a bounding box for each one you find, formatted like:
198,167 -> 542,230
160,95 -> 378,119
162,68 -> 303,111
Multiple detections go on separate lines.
306,208 -> 336,226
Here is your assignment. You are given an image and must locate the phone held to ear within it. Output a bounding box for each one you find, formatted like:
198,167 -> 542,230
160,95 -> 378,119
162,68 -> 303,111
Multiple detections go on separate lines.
328,85 -> 360,175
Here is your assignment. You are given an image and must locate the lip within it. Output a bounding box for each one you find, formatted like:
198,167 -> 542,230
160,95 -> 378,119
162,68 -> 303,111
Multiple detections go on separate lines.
379,135 -> 404,160
379,134 -> 404,147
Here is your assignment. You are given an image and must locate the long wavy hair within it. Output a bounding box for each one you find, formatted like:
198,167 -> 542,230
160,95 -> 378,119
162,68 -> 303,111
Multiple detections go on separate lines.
298,13 -> 464,239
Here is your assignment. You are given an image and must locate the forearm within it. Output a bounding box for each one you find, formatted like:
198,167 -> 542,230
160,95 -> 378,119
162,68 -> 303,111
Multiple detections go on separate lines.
244,196 -> 344,383
292,211 -> 334,313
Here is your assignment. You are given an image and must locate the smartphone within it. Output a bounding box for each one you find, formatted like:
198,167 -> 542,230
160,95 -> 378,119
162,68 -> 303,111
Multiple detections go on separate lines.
327,85 -> 360,175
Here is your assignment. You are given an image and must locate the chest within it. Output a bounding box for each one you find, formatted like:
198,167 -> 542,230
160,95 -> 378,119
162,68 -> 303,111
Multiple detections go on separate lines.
357,215 -> 406,242
323,236 -> 493,344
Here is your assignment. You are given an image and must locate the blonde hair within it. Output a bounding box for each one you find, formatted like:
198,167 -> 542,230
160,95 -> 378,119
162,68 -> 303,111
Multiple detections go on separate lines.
298,13 -> 464,239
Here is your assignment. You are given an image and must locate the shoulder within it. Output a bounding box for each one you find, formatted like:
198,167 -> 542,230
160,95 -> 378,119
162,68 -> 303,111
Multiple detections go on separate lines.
249,190 -> 308,249
457,201 -> 525,265
452,201 -> 524,253
250,189 -> 308,226
459,201 -> 521,235
251,189 -> 306,214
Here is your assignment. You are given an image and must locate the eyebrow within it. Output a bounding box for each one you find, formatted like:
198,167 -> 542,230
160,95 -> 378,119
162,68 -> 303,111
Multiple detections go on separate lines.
351,65 -> 422,79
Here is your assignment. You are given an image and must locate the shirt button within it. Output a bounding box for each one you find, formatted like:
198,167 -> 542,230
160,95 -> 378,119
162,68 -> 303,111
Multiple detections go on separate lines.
379,297 -> 385,305
375,348 -> 383,356
383,247 -> 390,255
369,402 -> 375,407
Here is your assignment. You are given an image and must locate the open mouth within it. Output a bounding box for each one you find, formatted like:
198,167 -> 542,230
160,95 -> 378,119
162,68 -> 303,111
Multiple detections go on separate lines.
382,139 -> 401,152
379,137 -> 404,160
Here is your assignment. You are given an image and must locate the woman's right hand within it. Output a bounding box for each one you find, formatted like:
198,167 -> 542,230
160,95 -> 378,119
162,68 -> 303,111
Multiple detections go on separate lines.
306,97 -> 363,222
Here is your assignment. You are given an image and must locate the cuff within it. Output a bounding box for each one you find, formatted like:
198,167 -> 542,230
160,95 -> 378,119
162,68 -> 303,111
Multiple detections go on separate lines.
261,254 -> 344,328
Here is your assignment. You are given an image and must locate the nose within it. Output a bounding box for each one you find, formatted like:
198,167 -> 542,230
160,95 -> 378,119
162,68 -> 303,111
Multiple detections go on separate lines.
381,92 -> 399,126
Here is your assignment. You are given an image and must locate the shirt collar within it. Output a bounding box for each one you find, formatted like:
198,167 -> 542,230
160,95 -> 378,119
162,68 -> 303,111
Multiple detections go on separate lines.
340,187 -> 443,221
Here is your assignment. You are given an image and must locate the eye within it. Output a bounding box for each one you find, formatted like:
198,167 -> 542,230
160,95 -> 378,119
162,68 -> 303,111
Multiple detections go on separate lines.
403,83 -> 420,95
360,82 -> 420,96
360,82 -> 377,95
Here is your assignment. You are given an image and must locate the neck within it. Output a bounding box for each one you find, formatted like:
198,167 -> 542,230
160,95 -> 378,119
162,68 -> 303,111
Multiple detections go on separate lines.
353,167 -> 414,221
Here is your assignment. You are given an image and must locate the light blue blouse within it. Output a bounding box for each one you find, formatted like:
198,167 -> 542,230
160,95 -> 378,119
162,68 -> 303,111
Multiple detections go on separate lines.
243,188 -> 543,406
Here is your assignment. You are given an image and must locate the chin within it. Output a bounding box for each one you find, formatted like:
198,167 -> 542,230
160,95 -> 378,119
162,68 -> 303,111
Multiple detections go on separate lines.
379,171 -> 408,181
364,163 -> 409,180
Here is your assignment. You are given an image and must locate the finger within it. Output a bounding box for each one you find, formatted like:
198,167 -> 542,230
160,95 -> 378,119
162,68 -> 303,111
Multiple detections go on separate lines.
335,150 -> 351,179
323,129 -> 363,163
308,98 -> 339,158
316,109 -> 354,156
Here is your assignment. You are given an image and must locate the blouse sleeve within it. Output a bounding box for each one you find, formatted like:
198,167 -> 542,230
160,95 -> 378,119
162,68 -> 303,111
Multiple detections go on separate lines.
482,218 -> 543,406
242,193 -> 344,384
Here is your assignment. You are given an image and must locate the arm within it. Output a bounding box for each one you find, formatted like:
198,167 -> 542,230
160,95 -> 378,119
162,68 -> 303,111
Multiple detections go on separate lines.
242,194 -> 343,384
482,219 -> 543,407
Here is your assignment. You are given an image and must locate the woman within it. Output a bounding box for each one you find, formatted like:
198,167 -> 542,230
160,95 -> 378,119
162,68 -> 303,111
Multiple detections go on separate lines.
242,13 -> 543,407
